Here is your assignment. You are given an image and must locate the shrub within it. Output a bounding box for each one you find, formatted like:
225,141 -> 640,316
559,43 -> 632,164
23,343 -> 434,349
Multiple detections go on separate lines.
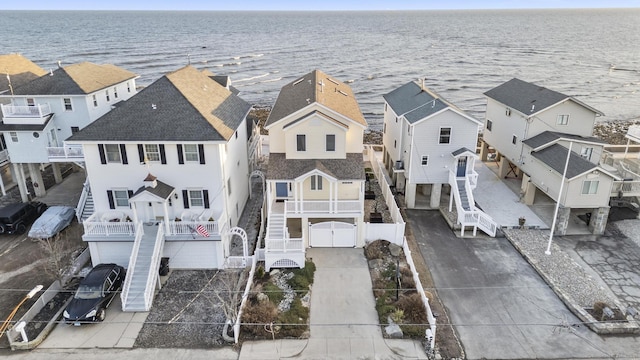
289,260 -> 316,293
376,293 -> 395,324
241,296 -> 278,337
364,241 -> 388,260
396,293 -> 427,324
277,298 -> 309,337
263,282 -> 284,305
390,308 -> 405,324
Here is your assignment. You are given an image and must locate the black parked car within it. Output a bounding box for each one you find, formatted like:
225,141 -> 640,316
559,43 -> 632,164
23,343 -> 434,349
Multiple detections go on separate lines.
63,264 -> 126,325
0,202 -> 48,235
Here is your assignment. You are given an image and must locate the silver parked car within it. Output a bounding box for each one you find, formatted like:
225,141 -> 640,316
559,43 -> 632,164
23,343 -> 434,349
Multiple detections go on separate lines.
28,206 -> 76,239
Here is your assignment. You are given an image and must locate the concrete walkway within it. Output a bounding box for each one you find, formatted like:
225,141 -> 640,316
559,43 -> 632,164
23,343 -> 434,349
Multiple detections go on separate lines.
240,248 -> 427,360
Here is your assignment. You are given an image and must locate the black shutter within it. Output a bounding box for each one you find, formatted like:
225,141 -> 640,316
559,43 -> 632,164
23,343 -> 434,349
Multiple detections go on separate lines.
182,190 -> 189,208
98,144 -> 106,164
177,144 -> 184,165
120,144 -> 128,164
137,144 -> 144,163
203,190 -> 210,209
107,190 -> 115,209
198,144 -> 205,164
127,190 -> 133,198
159,144 -> 166,164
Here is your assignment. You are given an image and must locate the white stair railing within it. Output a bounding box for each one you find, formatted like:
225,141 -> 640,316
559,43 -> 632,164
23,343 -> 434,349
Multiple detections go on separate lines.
121,223 -> 144,310
449,170 -> 498,237
76,179 -> 90,222
143,223 -> 165,310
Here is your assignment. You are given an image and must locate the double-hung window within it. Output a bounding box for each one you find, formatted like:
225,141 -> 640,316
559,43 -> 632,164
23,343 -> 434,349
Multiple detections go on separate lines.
189,190 -> 204,207
582,180 -> 599,195
113,190 -> 129,207
184,144 -> 199,162
144,144 -> 160,162
105,144 -> 121,163
63,98 -> 73,111
297,134 -> 306,151
326,134 -> 335,152
557,114 -> 569,125
421,156 -> 429,166
439,127 -> 451,144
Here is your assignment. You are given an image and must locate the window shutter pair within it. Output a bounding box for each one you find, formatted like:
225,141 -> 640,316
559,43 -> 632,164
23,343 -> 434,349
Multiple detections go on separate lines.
98,144 -> 128,164
176,144 -> 205,165
181,189 -> 209,209
106,189 -> 134,209
137,144 -> 167,164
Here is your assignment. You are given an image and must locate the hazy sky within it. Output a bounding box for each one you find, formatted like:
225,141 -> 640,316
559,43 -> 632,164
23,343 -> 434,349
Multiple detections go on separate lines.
3,0 -> 640,10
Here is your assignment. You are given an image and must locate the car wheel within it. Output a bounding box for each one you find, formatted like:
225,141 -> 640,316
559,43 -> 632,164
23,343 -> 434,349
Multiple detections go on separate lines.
96,308 -> 106,322
16,223 -> 27,234
0,224 -> 5,234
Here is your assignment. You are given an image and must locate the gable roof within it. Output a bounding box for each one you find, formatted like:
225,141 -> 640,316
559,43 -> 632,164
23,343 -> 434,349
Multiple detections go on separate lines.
133,180 -> 175,201
67,66 -> 251,142
267,153 -> 364,181
10,62 -> 137,96
531,144 -> 600,179
0,54 -> 47,93
384,81 -> 480,125
523,131 -> 607,150
266,69 -> 366,127
484,78 -> 604,117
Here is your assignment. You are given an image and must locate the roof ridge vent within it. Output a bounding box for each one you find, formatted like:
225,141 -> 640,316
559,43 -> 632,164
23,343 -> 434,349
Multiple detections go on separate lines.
327,77 -> 339,85
293,78 -> 304,86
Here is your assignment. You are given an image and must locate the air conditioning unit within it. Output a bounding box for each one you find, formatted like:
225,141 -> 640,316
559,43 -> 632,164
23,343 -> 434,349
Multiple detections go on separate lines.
395,160 -> 404,170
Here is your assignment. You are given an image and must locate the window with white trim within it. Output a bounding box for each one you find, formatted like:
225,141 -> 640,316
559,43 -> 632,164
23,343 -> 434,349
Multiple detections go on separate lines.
557,114 -> 569,125
26,98 -> 35,107
92,94 -> 98,107
63,98 -> 72,111
188,190 -> 204,207
326,134 -> 335,151
127,82 -> 131,93
184,144 -> 199,162
113,86 -> 118,99
112,189 -> 129,207
297,134 -> 306,151
10,132 -> 18,142
105,144 -> 122,163
421,155 -> 429,166
486,119 -> 492,131
311,175 -> 323,190
582,180 -> 599,195
581,147 -> 593,161
105,89 -> 110,102
144,144 -> 160,162
439,127 -> 451,144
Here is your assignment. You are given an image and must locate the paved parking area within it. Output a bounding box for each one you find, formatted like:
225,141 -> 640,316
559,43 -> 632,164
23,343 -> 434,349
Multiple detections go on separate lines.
407,209 -> 639,359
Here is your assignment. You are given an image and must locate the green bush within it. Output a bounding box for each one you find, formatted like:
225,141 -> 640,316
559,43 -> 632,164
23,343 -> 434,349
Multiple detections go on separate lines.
277,298 -> 309,337
288,260 -> 316,293
263,282 -> 284,305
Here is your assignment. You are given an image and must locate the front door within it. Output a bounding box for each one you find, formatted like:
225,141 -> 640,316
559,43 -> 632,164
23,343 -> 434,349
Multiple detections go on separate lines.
276,182 -> 288,198
457,157 -> 467,177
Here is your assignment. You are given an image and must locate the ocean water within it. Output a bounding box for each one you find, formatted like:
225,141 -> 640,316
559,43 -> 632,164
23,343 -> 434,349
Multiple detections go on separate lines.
1,9 -> 639,130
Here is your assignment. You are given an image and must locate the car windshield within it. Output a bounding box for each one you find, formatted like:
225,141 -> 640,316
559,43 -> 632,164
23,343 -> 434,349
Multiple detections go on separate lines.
74,284 -> 102,299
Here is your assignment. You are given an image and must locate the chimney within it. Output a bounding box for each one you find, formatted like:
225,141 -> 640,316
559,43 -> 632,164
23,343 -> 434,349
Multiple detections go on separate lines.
57,61 -> 62,69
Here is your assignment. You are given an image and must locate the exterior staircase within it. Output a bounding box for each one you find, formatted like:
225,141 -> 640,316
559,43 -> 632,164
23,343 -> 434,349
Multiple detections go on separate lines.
266,213 -> 285,240
450,172 -> 498,237
76,179 -> 94,222
121,224 -> 165,312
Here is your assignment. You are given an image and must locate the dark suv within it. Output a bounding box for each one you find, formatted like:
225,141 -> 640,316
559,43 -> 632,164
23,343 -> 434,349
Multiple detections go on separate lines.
0,202 -> 48,235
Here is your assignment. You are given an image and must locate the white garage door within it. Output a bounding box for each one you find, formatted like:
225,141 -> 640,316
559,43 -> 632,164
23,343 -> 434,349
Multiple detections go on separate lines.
309,221 -> 356,247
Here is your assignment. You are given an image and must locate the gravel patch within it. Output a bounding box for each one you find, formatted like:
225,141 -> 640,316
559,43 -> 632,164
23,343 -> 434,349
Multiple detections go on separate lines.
503,229 -> 615,308
612,219 -> 640,249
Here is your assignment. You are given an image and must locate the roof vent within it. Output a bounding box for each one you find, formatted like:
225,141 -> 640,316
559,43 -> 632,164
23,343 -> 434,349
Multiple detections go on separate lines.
327,77 -> 339,85
49,69 -> 53,76
306,98 -> 311,104
338,90 -> 348,96
57,61 -> 62,69
151,104 -> 157,110
293,78 -> 304,86
530,104 -> 535,113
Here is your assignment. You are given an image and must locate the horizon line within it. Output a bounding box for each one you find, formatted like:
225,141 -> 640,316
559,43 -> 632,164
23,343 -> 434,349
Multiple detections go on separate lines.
1,7 -> 639,11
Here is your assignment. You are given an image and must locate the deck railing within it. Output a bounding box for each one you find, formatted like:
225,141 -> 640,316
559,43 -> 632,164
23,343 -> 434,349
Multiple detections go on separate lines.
166,221 -> 219,237
121,223 -> 144,310
1,103 -> 51,118
83,213 -> 136,237
47,144 -> 84,161
265,238 -> 304,252
284,200 -> 362,214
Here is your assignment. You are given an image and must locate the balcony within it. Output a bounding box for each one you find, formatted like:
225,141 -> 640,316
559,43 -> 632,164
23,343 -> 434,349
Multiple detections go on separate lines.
166,220 -> 220,238
82,212 -> 137,239
284,199 -> 363,215
47,144 -> 84,162
0,149 -> 9,166
1,104 -> 52,125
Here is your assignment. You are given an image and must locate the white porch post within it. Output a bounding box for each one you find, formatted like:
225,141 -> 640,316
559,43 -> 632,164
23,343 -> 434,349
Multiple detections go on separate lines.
299,180 -> 304,213
131,202 -> 139,224
329,180 -> 334,213
163,200 -> 170,234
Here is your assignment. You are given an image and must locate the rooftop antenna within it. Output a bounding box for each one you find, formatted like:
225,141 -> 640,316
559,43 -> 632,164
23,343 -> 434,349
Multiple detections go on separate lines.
187,54 -> 191,65
49,69 -> 53,76
530,104 -> 535,113
421,77 -> 426,92
319,80 -> 325,93
57,61 -> 62,69
5,71 -> 13,96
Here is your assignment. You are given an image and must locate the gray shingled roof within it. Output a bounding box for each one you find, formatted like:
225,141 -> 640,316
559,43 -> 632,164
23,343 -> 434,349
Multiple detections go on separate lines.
11,62 -> 137,96
523,131 -> 607,149
484,78 -> 603,117
267,153 -> 364,181
67,66 -> 251,142
451,147 -> 475,157
0,54 -> 47,92
133,180 -> 175,200
530,144 -> 597,179
266,70 -> 366,128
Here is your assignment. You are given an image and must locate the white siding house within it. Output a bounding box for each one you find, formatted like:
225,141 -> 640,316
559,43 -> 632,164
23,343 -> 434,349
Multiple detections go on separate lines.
263,70 -> 367,270
481,78 -> 615,235
382,81 -> 497,236
66,65 -> 252,311
0,61 -> 138,201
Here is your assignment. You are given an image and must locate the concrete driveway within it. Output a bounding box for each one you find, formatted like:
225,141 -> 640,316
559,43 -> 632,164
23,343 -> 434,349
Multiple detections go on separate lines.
407,209 -> 639,359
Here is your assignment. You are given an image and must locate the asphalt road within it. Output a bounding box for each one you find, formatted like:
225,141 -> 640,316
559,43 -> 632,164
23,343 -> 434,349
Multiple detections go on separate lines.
407,209 -> 639,360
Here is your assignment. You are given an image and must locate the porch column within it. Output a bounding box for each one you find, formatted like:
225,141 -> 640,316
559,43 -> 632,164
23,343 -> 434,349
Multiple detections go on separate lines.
0,168 -> 5,196
329,180 -> 333,213
298,180 -> 303,213
430,184 -> 442,209
12,163 -> 28,203
588,207 -> 610,235
28,163 -> 46,197
405,182 -> 416,209
521,175 -> 536,205
498,157 -> 510,178
554,206 -> 571,236
131,202 -> 139,224
479,140 -> 490,161
52,163 -> 63,184
163,200 -> 171,234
